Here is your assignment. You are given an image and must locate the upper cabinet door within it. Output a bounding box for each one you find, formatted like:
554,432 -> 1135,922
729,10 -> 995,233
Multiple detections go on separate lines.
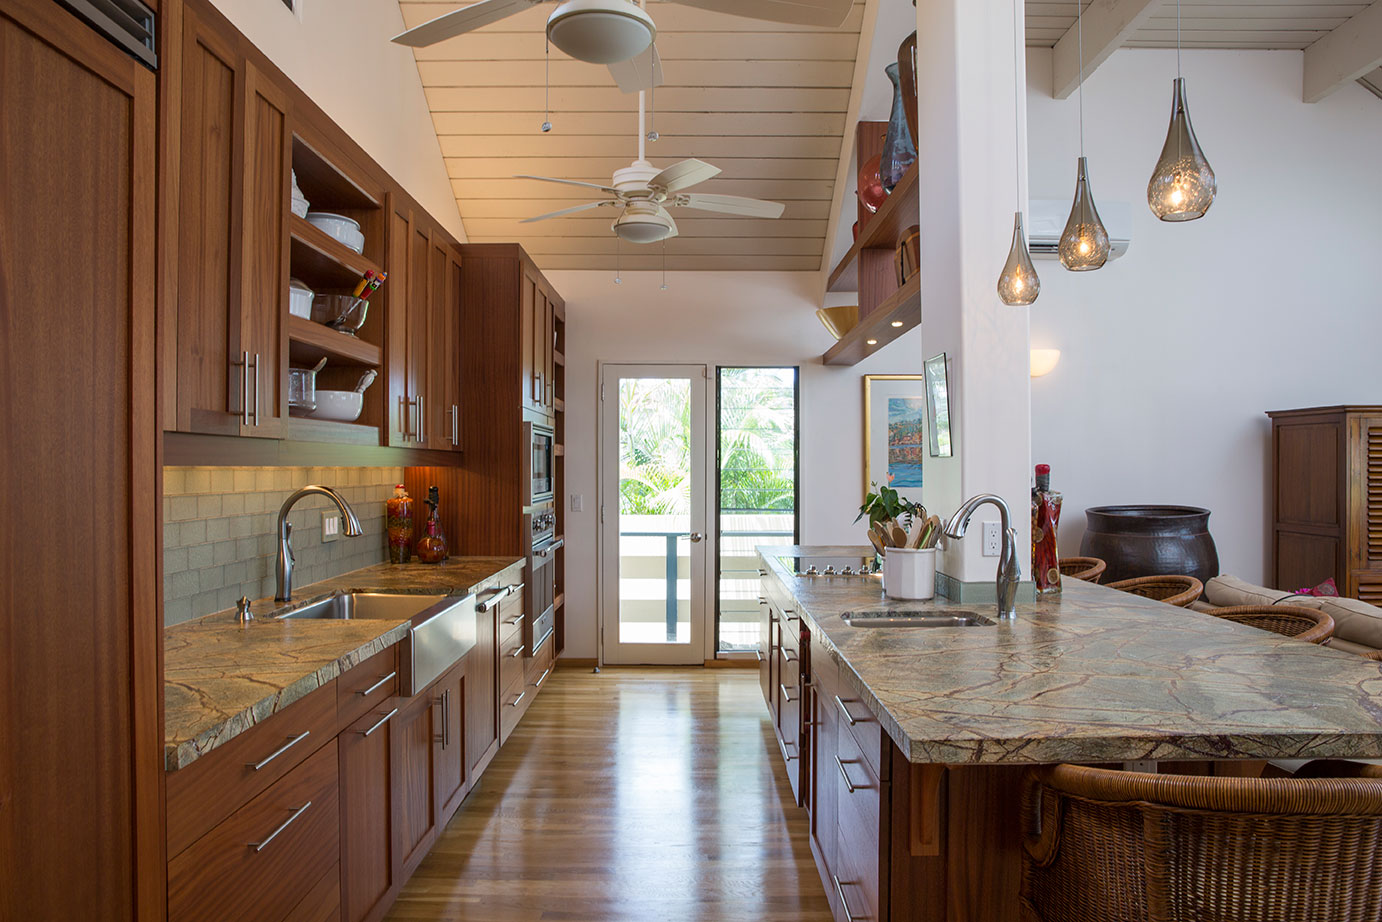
426,240 -> 462,452
238,61 -> 290,438
170,6 -> 244,435
521,271 -> 540,413
385,200 -> 412,446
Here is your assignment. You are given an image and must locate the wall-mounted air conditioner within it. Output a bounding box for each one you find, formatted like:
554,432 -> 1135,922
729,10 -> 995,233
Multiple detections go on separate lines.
1027,199 -> 1132,262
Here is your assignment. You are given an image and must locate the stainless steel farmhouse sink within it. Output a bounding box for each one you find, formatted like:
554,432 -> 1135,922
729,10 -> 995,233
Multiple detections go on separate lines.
279,592 -> 477,694
841,610 -> 996,628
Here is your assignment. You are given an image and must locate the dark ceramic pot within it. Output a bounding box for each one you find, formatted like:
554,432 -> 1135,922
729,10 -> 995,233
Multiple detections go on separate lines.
1079,505 -> 1219,585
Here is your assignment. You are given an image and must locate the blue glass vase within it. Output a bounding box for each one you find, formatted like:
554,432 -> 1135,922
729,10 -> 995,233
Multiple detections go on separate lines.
881,62 -> 917,193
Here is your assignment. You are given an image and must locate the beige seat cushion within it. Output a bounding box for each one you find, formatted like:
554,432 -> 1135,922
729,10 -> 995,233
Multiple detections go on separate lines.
1205,575 -> 1382,650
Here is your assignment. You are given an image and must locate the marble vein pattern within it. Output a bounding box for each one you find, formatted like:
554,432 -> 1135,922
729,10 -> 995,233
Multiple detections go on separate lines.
760,546 -> 1382,766
164,556 -> 524,771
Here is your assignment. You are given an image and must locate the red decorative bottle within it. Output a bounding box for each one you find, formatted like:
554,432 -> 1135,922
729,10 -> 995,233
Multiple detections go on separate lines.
416,486 -> 449,564
1032,464 -> 1063,595
386,484 -> 413,564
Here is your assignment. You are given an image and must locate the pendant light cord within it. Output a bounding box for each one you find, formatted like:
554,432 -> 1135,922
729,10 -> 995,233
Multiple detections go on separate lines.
1176,0 -> 1182,79
1076,0 -> 1086,158
1013,0 -> 1023,199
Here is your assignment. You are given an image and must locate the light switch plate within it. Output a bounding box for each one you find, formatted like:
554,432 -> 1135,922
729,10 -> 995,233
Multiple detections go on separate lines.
322,512 -> 340,543
570,494 -> 584,513
982,521 -> 1002,557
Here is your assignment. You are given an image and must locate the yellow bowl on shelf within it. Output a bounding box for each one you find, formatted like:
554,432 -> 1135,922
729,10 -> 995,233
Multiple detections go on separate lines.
816,305 -> 860,340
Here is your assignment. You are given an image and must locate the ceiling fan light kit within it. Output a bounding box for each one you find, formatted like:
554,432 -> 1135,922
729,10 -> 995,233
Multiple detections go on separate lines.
546,0 -> 655,65
613,201 -> 677,243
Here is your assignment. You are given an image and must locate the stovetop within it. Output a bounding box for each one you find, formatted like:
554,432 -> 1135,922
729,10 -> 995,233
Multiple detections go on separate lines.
775,555 -> 881,578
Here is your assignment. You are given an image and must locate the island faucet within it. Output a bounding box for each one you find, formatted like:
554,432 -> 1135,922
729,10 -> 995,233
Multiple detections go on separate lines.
943,493 -> 1021,620
275,485 -> 363,602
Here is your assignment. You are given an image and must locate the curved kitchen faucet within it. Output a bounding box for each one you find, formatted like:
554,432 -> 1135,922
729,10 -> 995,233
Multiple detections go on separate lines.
943,494 -> 1021,620
276,485 -> 363,602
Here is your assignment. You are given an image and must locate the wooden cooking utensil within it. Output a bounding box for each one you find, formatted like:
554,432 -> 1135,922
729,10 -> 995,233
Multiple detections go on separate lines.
905,518 -> 924,549
871,521 -> 892,548
887,522 -> 908,548
868,531 -> 887,556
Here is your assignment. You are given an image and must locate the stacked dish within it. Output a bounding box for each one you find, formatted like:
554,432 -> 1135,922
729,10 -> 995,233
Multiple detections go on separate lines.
306,212 -> 364,254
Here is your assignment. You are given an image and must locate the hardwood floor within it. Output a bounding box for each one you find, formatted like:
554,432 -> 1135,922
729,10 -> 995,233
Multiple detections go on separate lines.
385,667 -> 833,921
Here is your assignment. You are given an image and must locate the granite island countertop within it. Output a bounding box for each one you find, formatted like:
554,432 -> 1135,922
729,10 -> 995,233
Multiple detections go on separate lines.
164,555 -> 523,771
761,545 -> 1382,766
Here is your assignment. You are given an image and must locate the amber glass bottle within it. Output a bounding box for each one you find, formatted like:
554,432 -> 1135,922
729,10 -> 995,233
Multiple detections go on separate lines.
386,484 -> 413,564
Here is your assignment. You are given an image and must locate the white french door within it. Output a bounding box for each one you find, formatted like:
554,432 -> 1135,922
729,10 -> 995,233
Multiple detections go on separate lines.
599,364 -> 712,665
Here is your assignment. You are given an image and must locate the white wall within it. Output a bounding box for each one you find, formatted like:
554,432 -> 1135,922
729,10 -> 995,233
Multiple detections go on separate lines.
547,269 -> 923,659
208,0 -> 464,240
1027,47 -> 1382,582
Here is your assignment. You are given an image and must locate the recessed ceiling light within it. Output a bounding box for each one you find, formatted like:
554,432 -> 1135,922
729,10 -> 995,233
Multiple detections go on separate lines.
890,321 -> 903,328
866,338 -> 878,346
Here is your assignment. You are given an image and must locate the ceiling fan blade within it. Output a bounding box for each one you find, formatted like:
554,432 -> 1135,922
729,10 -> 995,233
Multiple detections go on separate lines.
392,0 -> 534,47
522,201 -> 615,223
608,44 -> 663,94
650,159 -> 722,194
669,0 -> 851,28
677,193 -> 786,219
515,174 -> 619,194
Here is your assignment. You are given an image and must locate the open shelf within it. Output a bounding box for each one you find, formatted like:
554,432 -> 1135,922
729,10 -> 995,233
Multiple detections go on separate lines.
553,349 -> 565,367
289,214 -> 382,292
285,417 -> 382,446
822,272 -> 921,366
553,397 -> 565,413
287,315 -> 381,368
292,135 -> 381,212
554,443 -> 565,457
827,162 -> 919,293
554,592 -> 565,611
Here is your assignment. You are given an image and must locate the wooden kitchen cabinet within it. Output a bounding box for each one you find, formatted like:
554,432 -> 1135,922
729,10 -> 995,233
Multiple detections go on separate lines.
433,662 -> 468,823
521,268 -> 559,416
338,701 -> 399,922
466,588 -> 504,782
391,688 -> 438,877
1,0 -> 162,917
426,239 -> 464,452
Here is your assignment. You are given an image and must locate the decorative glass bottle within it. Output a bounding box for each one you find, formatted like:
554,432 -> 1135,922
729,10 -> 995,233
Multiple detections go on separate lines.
1032,464 -> 1063,595
416,486 -> 449,564
880,62 -> 917,193
386,484 -> 413,564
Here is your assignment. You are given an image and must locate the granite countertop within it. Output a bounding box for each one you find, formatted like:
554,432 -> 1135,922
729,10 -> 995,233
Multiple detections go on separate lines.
164,556 -> 523,771
761,545 -> 1382,766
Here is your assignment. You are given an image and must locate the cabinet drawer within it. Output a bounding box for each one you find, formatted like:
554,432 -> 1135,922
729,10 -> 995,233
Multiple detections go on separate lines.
834,679 -> 883,782
169,740 -> 341,922
499,592 -> 525,646
500,624 -> 526,692
778,606 -> 802,655
337,645 -> 399,731
526,629 -> 555,687
835,724 -> 883,922
167,679 -> 338,859
500,671 -> 530,742
282,861 -> 342,922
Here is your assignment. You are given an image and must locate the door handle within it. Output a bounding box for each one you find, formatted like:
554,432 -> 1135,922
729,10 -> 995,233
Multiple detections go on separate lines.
681,533 -> 705,543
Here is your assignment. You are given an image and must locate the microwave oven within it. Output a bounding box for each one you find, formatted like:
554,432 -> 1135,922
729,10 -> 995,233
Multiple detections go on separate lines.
525,422 -> 555,504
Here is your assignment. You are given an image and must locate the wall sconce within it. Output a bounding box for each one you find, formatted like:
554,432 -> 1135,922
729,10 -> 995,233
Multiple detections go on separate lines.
1030,349 -> 1061,378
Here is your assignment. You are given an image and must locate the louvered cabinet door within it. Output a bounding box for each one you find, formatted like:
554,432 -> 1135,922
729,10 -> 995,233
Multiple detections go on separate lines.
1349,416 -> 1382,600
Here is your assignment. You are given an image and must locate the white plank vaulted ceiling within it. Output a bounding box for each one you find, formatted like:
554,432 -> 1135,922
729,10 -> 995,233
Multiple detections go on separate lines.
397,1 -> 866,271
1027,0 -> 1374,48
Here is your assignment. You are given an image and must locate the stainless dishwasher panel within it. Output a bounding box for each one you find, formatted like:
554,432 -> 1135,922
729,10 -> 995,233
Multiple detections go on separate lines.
404,594 -> 477,695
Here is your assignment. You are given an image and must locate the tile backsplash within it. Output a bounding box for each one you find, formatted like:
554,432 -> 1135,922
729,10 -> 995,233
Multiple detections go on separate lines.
163,466 -> 404,626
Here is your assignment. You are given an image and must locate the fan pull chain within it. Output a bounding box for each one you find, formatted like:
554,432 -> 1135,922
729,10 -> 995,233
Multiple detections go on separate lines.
646,45 -> 659,142
541,33 -> 552,133
614,235 -> 622,285
660,237 -> 668,290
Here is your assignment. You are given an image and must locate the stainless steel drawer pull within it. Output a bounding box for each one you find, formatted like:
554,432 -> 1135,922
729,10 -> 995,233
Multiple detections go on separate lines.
835,756 -> 859,794
508,690 -> 527,708
533,666 -> 552,689
781,648 -> 798,663
251,353 -> 260,427
832,874 -> 861,922
755,648 -> 763,662
250,801 -> 312,853
783,740 -> 798,762
248,731 -> 311,772
509,644 -> 526,658
503,613 -> 526,627
357,672 -> 397,697
436,690 -> 450,748
360,708 -> 398,738
450,404 -> 459,446
834,695 -> 860,726
478,585 -> 512,612
780,683 -> 798,703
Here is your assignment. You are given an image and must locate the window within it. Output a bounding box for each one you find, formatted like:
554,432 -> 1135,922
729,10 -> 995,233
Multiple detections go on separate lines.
715,367 -> 799,653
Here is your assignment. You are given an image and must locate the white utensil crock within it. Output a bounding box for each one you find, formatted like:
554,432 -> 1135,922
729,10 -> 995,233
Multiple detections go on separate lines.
883,548 -> 936,601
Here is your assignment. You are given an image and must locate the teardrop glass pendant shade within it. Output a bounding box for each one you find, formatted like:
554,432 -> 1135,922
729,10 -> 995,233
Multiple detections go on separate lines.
997,212 -> 1040,306
1147,77 -> 1216,221
1059,157 -> 1111,271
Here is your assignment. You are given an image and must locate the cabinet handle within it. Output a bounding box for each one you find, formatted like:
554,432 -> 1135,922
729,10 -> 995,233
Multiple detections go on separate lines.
532,666 -> 552,689
237,351 -> 250,425
416,393 -> 424,443
442,690 -> 450,748
251,353 -> 260,426
360,707 -> 398,738
398,396 -> 410,440
450,404 -> 459,446
249,801 -> 313,853
508,690 -> 527,708
782,739 -> 798,762
779,682 -> 798,703
357,672 -> 397,697
835,756 -> 859,794
755,648 -> 763,662
478,585 -> 512,612
509,644 -> 526,658
247,730 -> 311,772
503,613 -> 526,627
781,648 -> 798,663
831,874 -> 861,922
834,695 -> 864,727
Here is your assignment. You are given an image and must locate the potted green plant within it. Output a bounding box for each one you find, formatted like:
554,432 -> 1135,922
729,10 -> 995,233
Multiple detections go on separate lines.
856,483 -> 923,535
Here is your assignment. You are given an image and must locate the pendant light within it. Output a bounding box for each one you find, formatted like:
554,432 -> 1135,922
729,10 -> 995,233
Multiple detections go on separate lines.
997,0 -> 1039,305
1058,0 -> 1110,271
1147,0 -> 1216,221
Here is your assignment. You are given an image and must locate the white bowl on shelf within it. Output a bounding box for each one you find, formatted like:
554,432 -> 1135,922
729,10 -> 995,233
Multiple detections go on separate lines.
306,390 -> 364,422
290,170 -> 311,218
306,211 -> 364,254
288,279 -> 314,319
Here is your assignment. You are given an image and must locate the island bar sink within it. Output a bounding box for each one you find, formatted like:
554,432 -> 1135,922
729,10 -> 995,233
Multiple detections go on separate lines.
276,592 -> 450,620
841,609 -> 996,628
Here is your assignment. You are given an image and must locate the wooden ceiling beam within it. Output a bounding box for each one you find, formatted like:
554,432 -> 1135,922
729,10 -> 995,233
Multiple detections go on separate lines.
1051,0 -> 1161,99
1303,0 -> 1382,102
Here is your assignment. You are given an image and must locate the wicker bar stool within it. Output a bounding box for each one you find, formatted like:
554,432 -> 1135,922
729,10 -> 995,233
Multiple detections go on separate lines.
1021,763 -> 1382,922
1363,649 -> 1382,662
1105,574 -> 1203,608
1204,605 -> 1335,644
1058,556 -> 1106,584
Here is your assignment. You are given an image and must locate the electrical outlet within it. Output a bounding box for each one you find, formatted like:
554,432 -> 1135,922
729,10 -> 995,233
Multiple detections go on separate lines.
321,512 -> 340,543
570,493 -> 584,513
982,521 -> 1002,557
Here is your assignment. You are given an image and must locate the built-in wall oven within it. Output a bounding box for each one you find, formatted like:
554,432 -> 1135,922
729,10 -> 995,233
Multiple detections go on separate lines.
524,421 -> 554,505
526,504 -> 561,657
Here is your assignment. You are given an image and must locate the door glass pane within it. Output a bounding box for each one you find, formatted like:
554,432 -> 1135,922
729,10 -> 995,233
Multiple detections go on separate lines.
717,368 -> 798,653
618,377 -> 693,645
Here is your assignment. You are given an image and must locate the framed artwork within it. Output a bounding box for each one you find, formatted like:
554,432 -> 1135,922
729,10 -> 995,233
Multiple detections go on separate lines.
924,353 -> 953,458
863,375 -> 926,505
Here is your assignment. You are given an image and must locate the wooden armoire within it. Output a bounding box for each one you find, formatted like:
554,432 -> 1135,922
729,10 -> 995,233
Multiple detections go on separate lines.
1269,406 -> 1382,601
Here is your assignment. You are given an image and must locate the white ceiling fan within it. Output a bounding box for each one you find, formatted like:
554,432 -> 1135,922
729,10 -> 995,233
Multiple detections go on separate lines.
516,94 -> 785,244
393,0 -> 852,91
